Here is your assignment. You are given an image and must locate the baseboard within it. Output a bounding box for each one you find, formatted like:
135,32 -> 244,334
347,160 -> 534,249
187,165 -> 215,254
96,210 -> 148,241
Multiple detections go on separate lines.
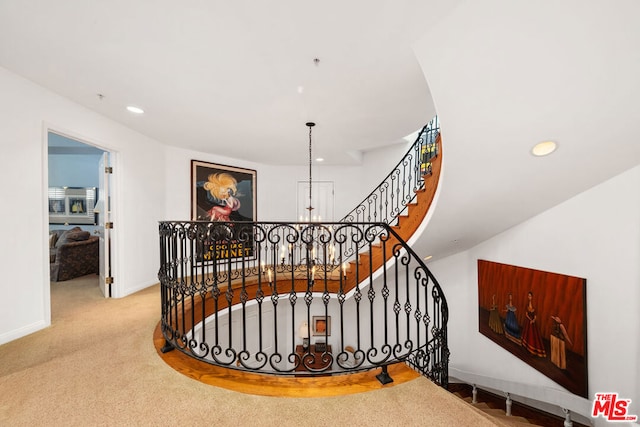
117,279 -> 159,298
0,319 -> 49,345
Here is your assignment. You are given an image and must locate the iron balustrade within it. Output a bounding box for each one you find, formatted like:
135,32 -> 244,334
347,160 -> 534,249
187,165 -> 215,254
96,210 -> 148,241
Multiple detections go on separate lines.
340,115 -> 440,225
157,116 -> 446,384
158,221 -> 449,386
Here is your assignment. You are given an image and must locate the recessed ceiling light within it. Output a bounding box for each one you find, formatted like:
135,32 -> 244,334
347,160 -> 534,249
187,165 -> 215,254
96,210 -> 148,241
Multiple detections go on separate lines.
424,255 -> 433,261
126,105 -> 144,114
315,157 -> 324,162
531,140 -> 557,157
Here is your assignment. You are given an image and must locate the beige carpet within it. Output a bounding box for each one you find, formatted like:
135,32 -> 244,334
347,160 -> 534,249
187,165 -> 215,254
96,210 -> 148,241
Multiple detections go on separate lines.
0,275 -> 502,427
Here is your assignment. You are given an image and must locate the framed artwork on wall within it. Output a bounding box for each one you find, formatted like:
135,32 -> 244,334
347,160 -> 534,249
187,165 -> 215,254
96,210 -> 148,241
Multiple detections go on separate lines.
312,316 -> 331,336
48,187 -> 97,225
191,160 -> 257,262
477,259 -> 588,398
191,160 -> 256,222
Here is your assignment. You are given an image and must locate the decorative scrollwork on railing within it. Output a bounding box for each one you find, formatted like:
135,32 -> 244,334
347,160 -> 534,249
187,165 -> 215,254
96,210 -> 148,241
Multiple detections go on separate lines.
158,220 -> 449,386
340,116 -> 439,226
157,116 -> 446,385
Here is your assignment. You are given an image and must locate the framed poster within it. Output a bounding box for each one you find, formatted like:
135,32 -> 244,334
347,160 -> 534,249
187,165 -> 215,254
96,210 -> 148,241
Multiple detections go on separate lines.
312,316 -> 331,336
191,160 -> 257,261
477,259 -> 588,398
191,160 -> 256,222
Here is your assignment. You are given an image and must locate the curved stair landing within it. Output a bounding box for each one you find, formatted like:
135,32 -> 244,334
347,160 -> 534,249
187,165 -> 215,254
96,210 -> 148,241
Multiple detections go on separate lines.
153,322 -> 420,397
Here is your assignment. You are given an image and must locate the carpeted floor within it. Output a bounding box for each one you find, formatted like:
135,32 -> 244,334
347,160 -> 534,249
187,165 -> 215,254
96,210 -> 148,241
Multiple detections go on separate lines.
0,275 -> 503,426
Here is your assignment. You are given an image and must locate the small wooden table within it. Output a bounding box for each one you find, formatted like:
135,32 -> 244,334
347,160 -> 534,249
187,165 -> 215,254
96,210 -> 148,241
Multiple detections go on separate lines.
295,344 -> 332,372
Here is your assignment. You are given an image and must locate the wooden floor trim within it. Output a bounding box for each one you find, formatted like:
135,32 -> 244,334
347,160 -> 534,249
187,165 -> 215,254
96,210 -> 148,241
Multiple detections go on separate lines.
153,322 -> 420,398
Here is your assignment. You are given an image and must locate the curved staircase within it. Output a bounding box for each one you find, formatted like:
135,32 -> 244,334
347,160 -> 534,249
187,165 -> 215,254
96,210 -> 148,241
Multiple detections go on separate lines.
157,117 -> 447,387
345,133 -> 442,281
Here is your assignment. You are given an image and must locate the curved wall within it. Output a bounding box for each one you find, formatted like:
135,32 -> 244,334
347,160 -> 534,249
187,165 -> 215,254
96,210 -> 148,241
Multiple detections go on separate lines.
0,63 -> 423,345
428,165 -> 640,422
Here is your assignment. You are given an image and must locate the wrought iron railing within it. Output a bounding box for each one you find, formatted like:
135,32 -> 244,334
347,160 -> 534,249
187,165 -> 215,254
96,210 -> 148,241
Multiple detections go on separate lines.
340,115 -> 440,225
158,220 -> 449,386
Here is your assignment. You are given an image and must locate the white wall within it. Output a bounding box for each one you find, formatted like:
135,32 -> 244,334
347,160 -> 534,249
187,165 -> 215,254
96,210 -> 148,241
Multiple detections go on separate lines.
428,165 -> 640,422
48,153 -> 103,188
0,66 -> 166,344
48,152 -> 103,233
0,69 -> 426,346
161,128 -> 416,224
163,145 -> 370,223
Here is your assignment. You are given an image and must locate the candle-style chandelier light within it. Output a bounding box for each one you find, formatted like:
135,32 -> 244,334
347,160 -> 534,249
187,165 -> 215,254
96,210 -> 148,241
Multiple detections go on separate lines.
260,121 -> 349,290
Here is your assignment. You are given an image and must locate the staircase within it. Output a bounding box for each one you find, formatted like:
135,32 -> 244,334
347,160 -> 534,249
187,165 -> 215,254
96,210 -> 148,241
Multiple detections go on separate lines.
449,383 -> 589,427
157,117 -> 448,384
340,132 -> 442,293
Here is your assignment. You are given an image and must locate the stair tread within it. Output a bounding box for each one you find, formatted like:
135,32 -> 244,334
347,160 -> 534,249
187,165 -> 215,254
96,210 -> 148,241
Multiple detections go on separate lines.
499,420 -> 545,427
454,394 -> 549,427
471,401 -> 491,409
475,408 -> 539,425
478,407 -> 506,415
497,421 -> 537,427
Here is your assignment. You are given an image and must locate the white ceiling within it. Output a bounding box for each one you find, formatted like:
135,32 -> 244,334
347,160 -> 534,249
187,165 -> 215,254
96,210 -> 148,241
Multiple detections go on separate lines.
2,0 -> 640,260
0,0 -> 455,165
413,0 -> 640,259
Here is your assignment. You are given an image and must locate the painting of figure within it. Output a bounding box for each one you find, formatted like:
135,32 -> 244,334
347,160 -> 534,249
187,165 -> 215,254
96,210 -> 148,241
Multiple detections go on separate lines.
191,160 -> 257,261
191,160 -> 256,222
477,259 -> 587,398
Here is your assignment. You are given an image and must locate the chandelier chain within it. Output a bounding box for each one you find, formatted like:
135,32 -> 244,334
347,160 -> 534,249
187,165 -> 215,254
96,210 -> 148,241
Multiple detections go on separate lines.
306,122 -> 315,214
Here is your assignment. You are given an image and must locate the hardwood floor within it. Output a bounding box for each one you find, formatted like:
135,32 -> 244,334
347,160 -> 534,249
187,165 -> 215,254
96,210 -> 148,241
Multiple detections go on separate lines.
153,322 -> 420,398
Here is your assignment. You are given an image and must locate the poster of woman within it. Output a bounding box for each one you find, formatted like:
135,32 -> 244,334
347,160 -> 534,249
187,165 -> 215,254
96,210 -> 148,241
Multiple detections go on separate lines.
191,160 -> 256,222
191,160 -> 257,261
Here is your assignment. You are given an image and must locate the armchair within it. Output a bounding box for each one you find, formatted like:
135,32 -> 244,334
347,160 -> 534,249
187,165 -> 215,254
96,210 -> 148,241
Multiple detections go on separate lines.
50,227 -> 99,282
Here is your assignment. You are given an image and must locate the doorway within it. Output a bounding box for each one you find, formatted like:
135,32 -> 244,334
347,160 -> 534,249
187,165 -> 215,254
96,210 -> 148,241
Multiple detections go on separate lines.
47,130 -> 114,299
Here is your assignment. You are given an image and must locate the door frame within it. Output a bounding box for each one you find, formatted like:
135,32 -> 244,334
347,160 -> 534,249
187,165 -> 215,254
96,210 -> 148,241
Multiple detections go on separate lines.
43,124 -> 119,313
97,152 -> 112,298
